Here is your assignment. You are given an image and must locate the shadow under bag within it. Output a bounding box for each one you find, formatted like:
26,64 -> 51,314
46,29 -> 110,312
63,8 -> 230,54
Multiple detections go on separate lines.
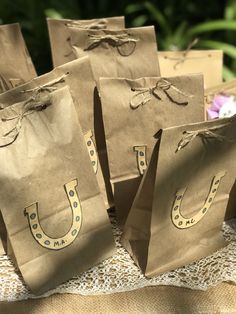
122,116 -> 236,277
0,86 -> 115,294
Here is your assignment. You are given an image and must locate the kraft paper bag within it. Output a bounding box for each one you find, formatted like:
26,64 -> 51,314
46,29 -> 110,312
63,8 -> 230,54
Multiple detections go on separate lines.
0,56 -> 113,211
99,74 -> 205,226
47,16 -> 125,67
122,116 -> 236,277
65,26 -> 160,84
0,85 -> 116,294
205,80 -> 236,220
158,50 -> 223,89
0,23 -> 36,93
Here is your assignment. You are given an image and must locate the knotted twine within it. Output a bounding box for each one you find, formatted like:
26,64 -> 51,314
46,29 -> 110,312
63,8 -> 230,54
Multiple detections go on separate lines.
84,33 -> 139,56
0,75 -> 67,147
176,122 -> 233,152
130,78 -> 193,109
164,38 -> 199,70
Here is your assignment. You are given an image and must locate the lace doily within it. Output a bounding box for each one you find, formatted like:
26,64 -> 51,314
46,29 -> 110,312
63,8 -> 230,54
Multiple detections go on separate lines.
0,214 -> 235,302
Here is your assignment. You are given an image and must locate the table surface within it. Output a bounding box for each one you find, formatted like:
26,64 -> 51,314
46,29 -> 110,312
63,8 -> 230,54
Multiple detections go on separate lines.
0,283 -> 235,313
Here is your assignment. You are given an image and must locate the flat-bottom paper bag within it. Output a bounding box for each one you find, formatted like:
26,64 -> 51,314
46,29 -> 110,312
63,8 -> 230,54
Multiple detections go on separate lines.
122,117 -> 236,277
0,86 -> 115,294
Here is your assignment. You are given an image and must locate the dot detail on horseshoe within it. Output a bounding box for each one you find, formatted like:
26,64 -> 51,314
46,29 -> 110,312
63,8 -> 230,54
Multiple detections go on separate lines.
84,130 -> 98,174
30,213 -> 36,220
133,145 -> 147,175
171,171 -> 226,229
69,190 -> 74,197
24,179 -> 82,250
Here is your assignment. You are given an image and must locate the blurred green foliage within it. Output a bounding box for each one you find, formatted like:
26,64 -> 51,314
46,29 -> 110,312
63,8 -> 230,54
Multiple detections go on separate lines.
0,0 -> 236,80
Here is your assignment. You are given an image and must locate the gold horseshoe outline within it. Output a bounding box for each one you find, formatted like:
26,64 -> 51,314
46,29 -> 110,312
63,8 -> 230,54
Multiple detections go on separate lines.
133,145 -> 147,175
24,179 -> 82,250
84,130 -> 98,174
9,78 -> 24,88
172,171 -> 226,229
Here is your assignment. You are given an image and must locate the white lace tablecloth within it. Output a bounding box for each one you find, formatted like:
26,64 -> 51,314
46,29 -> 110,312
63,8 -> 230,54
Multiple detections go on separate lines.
0,214 -> 235,302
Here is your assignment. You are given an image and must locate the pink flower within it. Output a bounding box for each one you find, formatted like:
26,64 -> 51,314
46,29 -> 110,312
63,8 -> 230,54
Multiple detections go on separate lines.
207,95 -> 236,119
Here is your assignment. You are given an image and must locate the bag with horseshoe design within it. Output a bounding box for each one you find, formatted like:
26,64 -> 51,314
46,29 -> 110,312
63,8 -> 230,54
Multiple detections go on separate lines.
122,116 -> 236,277
0,56 -> 113,211
99,74 -> 205,226
0,23 -> 37,94
0,85 -> 116,294
204,79 -> 236,220
158,50 -> 223,89
47,16 -> 125,67
61,26 -> 160,84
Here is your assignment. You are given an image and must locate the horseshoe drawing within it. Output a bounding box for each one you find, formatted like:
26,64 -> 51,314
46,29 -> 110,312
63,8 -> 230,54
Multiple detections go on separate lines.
0,75 -> 11,93
24,179 -> 82,250
133,145 -> 147,175
9,78 -> 24,88
172,171 -> 226,229
84,130 -> 98,174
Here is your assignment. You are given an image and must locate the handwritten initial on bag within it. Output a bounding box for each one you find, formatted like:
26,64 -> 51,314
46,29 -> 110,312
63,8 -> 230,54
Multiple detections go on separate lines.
0,86 -> 115,294
122,117 -> 236,277
99,75 -> 205,226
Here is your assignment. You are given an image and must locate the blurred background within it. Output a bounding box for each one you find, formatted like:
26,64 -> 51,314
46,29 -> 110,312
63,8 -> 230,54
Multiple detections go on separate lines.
0,0 -> 236,79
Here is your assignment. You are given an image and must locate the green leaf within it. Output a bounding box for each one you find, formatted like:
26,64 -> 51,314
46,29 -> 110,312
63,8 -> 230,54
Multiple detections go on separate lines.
225,6 -> 235,20
224,0 -> 236,20
131,15 -> 148,27
197,39 -> 236,59
171,21 -> 190,49
223,65 -> 236,81
143,2 -> 171,35
125,4 -> 143,14
44,8 -> 63,19
189,20 -> 236,35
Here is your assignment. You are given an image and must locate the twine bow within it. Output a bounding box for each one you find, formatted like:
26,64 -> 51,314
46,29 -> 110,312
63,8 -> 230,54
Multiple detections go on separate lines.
130,79 -> 193,109
84,33 -> 139,56
66,19 -> 107,30
164,38 -> 199,70
0,90 -> 51,146
0,75 -> 67,147
176,123 -> 232,152
20,74 -> 67,94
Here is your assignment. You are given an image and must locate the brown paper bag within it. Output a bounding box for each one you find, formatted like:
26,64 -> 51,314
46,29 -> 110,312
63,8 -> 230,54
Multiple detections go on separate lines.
158,50 -> 223,89
47,16 -> 125,67
205,80 -> 236,220
99,74 -> 205,226
0,85 -> 115,294
64,26 -> 160,83
122,116 -> 236,277
0,23 -> 36,93
0,56 -> 113,211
